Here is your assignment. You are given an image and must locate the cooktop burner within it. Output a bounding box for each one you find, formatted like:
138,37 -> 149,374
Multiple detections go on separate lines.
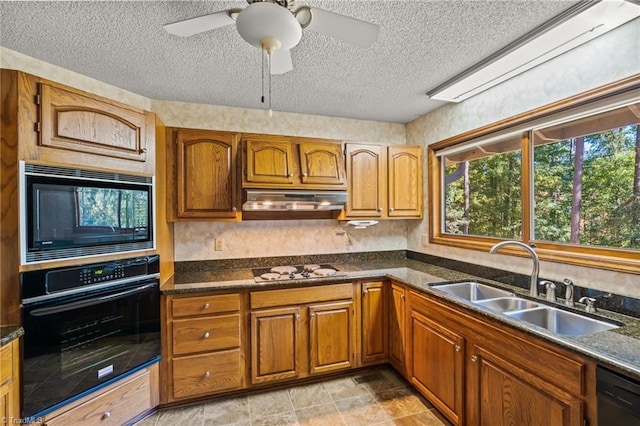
252,264 -> 345,282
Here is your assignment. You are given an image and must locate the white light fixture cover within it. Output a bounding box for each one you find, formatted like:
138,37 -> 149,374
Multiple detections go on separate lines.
236,2 -> 302,51
428,0 -> 640,103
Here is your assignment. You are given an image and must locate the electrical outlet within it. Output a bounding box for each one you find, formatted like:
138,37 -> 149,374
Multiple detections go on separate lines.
214,238 -> 223,251
421,233 -> 428,247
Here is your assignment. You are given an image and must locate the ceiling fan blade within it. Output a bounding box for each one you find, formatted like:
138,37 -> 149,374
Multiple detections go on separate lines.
163,10 -> 235,37
270,49 -> 294,75
298,7 -> 379,48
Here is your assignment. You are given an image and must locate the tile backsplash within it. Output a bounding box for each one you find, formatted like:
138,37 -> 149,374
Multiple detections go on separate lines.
173,220 -> 409,262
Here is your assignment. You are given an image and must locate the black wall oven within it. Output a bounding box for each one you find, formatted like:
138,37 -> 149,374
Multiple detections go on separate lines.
20,161 -> 154,264
21,255 -> 161,419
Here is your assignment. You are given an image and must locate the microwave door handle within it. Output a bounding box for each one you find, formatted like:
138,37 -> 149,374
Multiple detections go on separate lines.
29,283 -> 157,317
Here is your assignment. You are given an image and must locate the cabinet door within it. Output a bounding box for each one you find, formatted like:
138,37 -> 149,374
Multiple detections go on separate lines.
345,143 -> 386,217
298,141 -> 346,186
39,82 -> 150,162
309,301 -> 355,375
410,310 -> 464,425
176,129 -> 239,218
361,281 -> 388,364
245,137 -> 295,184
467,344 -> 583,426
388,145 -> 423,218
389,283 -> 406,373
251,307 -> 301,384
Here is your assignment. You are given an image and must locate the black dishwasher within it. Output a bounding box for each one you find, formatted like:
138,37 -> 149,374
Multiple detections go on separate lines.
597,366 -> 640,424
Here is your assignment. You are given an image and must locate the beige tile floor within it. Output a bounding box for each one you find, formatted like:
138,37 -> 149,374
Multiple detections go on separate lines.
135,368 -> 452,426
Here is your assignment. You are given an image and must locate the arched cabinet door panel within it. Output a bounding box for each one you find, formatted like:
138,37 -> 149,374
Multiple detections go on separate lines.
175,128 -> 239,219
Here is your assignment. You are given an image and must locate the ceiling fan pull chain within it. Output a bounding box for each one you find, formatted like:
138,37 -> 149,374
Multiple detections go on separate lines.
261,49 -> 265,105
268,53 -> 273,117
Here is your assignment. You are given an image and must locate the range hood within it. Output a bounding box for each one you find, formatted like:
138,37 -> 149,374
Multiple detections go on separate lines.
242,189 -> 347,211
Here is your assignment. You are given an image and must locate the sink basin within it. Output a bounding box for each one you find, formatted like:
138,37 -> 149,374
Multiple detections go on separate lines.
505,307 -> 620,336
475,297 -> 540,313
432,282 -> 514,301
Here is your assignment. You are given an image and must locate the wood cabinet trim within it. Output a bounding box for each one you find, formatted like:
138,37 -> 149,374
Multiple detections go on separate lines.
250,283 -> 353,309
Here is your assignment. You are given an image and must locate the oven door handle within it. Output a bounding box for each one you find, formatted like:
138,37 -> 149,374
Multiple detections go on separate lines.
29,283 -> 157,317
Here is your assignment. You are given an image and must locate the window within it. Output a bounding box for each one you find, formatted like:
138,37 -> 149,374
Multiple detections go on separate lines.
429,77 -> 640,272
442,133 -> 522,239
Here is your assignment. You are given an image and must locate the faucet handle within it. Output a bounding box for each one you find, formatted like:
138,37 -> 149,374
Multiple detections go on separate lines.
563,279 -> 575,307
578,296 -> 597,313
541,280 -> 556,303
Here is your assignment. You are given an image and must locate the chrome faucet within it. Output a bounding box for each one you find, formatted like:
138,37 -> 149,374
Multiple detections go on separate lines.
489,241 -> 540,298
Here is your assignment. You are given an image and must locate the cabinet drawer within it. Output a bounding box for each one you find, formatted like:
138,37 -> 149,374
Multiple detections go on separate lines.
173,349 -> 242,399
251,283 -> 353,309
0,344 -> 14,387
171,293 -> 239,318
173,314 -> 240,355
44,369 -> 151,426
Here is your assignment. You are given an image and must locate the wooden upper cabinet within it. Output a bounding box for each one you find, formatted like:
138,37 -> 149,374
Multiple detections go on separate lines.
298,141 -> 346,186
344,143 -> 386,217
244,136 -> 295,185
388,145 -> 423,218
174,128 -> 239,219
242,134 -> 346,189
38,81 -> 151,162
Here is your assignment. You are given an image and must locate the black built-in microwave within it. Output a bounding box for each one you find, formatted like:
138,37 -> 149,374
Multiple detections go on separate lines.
20,162 -> 154,264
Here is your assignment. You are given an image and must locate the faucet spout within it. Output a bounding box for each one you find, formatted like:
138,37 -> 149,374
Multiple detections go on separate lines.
489,240 -> 540,298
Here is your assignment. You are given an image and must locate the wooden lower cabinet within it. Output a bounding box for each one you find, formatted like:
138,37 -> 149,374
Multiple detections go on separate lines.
251,307 -> 302,384
388,282 -> 406,374
361,281 -> 388,364
467,344 -> 583,426
0,339 -> 19,423
309,301 -> 355,374
162,292 -> 244,403
249,283 -> 356,385
43,364 -> 158,426
407,290 -> 594,426
409,309 -> 464,424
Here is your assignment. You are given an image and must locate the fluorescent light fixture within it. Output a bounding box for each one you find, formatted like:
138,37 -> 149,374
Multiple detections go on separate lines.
427,0 -> 640,103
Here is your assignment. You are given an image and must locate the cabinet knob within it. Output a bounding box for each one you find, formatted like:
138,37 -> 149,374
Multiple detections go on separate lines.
389,208 -> 394,212
295,314 -> 300,319
363,289 -> 368,295
302,172 -> 308,177
204,332 -> 210,339
310,313 -> 316,318
102,412 -> 111,420
471,355 -> 478,362
288,173 -> 294,177
377,208 -> 383,212
400,294 -> 405,299
232,207 -> 237,212
455,345 -> 461,352
203,303 -> 210,309
204,371 -> 210,378
140,148 -> 147,153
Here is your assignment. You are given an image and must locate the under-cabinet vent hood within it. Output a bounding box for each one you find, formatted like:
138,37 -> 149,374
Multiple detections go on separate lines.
242,189 -> 347,211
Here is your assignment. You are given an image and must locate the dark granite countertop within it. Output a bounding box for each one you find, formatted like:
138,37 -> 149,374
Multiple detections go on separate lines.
164,258 -> 640,381
0,325 -> 24,347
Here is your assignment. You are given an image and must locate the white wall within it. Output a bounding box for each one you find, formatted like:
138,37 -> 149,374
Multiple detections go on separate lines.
406,20 -> 640,298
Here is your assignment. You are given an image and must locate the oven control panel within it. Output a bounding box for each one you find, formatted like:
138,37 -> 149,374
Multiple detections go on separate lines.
20,255 -> 160,300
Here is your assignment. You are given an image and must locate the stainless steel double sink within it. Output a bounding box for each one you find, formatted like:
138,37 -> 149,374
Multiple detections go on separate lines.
431,281 -> 620,337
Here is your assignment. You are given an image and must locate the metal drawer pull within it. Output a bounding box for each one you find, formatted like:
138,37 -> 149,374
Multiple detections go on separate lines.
203,303 -> 210,309
102,412 -> 111,420
471,355 -> 478,362
204,371 -> 210,378
455,345 -> 461,352
204,332 -> 210,338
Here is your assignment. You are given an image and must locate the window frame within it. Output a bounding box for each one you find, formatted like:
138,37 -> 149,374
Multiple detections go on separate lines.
428,74 -> 640,274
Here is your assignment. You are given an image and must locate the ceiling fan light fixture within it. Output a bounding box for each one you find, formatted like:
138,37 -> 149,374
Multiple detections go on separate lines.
236,2 -> 302,51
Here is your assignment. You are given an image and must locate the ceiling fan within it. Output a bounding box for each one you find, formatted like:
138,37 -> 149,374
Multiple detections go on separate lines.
163,0 -> 380,75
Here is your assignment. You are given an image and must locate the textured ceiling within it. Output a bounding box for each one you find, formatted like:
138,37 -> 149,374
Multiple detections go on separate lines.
0,0 -> 581,123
